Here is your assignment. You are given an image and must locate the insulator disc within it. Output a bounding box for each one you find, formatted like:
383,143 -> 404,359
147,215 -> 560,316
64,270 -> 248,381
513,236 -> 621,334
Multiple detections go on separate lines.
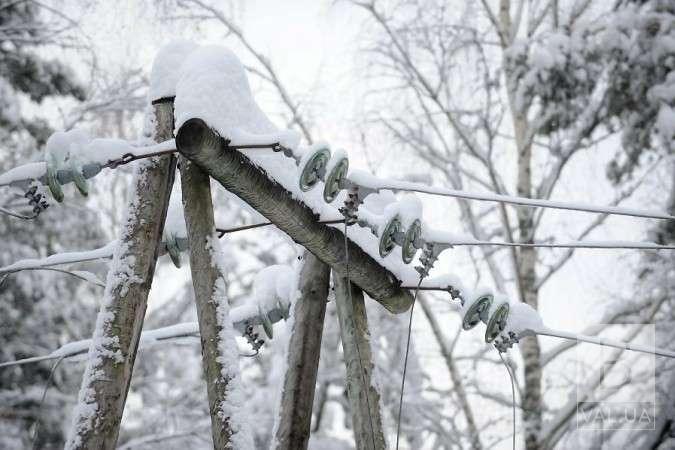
402,219 -> 421,264
299,147 -> 331,192
485,301 -> 510,343
379,215 -> 401,258
166,234 -> 182,268
278,299 -> 290,320
69,159 -> 89,197
46,156 -> 64,203
323,156 -> 349,203
259,305 -> 274,339
462,294 -> 493,330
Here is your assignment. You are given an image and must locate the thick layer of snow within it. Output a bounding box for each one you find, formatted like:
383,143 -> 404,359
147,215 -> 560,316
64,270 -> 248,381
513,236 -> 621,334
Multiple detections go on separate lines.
253,264 -> 295,311
173,45 -> 423,286
175,45 -> 277,139
149,39 -> 198,101
504,302 -> 544,336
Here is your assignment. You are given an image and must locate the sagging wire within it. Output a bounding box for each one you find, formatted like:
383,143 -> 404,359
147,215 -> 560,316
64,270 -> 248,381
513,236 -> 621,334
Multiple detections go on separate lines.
215,218 -> 343,237
498,351 -> 517,450
395,277 -> 423,450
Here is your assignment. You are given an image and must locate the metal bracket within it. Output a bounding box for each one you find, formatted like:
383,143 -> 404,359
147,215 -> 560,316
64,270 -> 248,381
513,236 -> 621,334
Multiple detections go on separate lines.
415,241 -> 452,278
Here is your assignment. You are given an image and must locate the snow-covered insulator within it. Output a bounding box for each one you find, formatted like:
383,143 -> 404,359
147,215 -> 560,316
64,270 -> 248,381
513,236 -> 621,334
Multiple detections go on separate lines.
258,304 -> 274,339
323,152 -> 349,203
378,214 -> 401,258
277,299 -> 291,320
68,158 -> 89,197
46,153 -> 64,203
401,219 -> 422,264
298,146 -> 331,192
461,293 -> 492,330
485,298 -> 510,343
164,232 -> 182,268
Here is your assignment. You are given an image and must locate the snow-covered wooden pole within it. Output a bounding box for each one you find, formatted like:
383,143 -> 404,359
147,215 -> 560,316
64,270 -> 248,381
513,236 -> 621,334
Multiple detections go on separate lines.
333,272 -> 386,450
175,118 -> 412,314
272,250 -> 329,450
64,99 -> 176,450
179,154 -> 253,448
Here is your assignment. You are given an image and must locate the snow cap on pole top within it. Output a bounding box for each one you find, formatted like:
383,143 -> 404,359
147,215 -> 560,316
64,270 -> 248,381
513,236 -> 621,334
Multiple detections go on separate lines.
174,45 -> 276,138
149,39 -> 197,103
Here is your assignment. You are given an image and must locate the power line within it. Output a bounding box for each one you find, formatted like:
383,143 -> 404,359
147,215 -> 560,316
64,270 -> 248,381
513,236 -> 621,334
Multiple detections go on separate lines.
445,240 -> 675,250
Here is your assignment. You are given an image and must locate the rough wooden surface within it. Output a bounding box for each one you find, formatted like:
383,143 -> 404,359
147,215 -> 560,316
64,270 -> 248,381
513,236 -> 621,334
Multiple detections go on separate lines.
175,118 -> 413,314
333,273 -> 386,450
66,102 -> 176,450
272,250 -> 329,450
179,156 -> 240,448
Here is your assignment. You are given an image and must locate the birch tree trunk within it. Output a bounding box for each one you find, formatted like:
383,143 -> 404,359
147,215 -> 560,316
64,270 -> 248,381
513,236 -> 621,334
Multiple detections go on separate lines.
272,250 -> 330,450
498,1 -> 543,447
180,156 -> 253,449
65,101 -> 176,450
333,272 -> 386,450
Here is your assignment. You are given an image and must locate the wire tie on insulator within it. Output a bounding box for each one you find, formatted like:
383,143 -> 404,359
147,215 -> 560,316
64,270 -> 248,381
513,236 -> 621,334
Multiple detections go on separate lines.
339,185 -> 360,225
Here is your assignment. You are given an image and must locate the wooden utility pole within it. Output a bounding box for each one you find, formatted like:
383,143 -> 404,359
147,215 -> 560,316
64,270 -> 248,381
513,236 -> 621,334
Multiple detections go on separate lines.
333,272 -> 386,450
175,118 -> 413,314
65,100 -> 176,450
180,155 -> 252,448
272,250 -> 330,450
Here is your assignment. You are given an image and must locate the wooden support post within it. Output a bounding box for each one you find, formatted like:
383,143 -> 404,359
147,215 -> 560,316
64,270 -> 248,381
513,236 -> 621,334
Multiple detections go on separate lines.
65,101 -> 176,450
175,118 -> 413,314
333,272 -> 386,450
179,155 -> 250,448
272,250 -> 330,450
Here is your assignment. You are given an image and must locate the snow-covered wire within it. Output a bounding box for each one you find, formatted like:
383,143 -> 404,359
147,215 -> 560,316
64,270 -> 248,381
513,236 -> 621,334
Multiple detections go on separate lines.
532,327 -> 675,359
444,240 -> 675,250
348,172 -> 675,220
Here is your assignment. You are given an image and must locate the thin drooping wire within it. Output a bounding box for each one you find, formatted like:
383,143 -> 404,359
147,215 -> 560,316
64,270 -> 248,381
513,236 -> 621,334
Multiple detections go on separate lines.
498,351 -> 516,450
0,205 -> 36,220
215,218 -> 342,237
343,220 -> 377,450
32,355 -> 64,450
395,277 -> 423,450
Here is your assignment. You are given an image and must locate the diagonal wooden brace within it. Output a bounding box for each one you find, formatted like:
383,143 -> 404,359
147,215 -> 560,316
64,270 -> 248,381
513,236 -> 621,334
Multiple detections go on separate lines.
175,118 -> 413,314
